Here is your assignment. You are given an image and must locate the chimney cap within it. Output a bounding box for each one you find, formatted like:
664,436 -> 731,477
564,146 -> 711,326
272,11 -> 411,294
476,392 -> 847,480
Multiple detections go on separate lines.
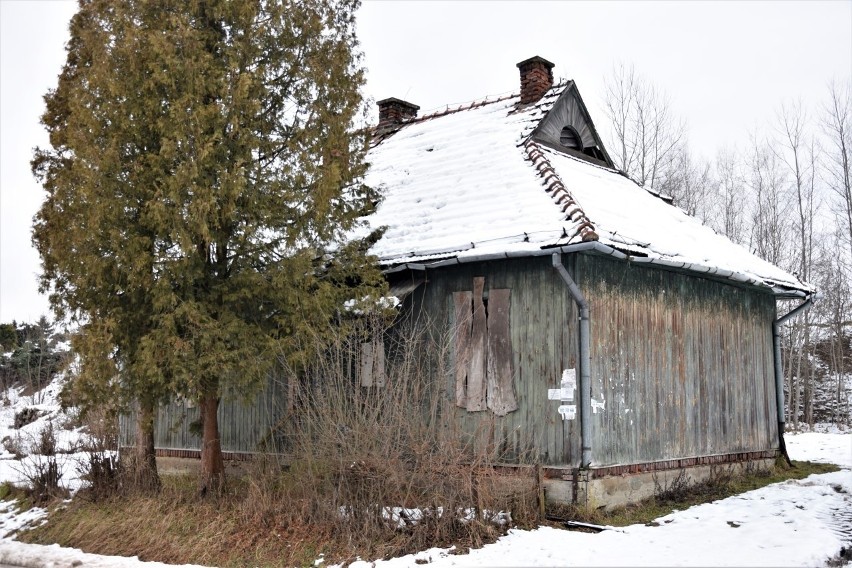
377,97 -> 420,111
516,56 -> 555,70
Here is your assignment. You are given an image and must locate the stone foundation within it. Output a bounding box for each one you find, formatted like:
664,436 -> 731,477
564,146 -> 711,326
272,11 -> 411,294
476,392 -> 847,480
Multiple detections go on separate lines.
543,455 -> 777,510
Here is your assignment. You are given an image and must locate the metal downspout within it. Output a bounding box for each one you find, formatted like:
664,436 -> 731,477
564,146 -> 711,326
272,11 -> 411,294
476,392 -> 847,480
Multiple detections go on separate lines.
773,296 -> 814,466
552,253 -> 592,469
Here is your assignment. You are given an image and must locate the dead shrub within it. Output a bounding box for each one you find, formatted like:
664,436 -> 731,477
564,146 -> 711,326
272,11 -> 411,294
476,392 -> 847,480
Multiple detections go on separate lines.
707,464 -> 736,490
2,434 -> 24,459
76,451 -> 123,501
37,421 -> 57,456
14,407 -> 43,429
652,468 -> 691,502
19,456 -> 68,504
80,406 -> 118,451
71,406 -> 126,500
244,313 -> 536,560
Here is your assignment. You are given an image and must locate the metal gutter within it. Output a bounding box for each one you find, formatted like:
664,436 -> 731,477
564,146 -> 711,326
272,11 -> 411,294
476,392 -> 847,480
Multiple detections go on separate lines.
551,252 -> 592,469
381,241 -> 811,298
772,296 -> 815,465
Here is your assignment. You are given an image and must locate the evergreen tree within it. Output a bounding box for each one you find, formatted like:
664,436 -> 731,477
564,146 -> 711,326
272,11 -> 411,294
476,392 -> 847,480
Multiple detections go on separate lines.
0,324 -> 17,353
33,0 -> 384,493
0,318 -> 65,392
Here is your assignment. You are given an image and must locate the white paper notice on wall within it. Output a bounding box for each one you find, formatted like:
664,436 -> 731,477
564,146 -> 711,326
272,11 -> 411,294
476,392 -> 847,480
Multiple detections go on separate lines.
547,389 -> 562,400
558,404 -> 576,420
591,398 -> 606,414
560,369 -> 576,401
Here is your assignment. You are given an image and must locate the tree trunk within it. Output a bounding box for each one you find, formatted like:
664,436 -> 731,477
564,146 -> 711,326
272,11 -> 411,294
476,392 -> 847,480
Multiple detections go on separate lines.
199,390 -> 225,495
793,335 -> 802,433
803,317 -> 814,428
133,398 -> 161,492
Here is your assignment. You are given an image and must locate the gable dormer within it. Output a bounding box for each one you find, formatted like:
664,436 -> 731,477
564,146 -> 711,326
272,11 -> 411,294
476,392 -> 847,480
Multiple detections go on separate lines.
530,82 -> 614,169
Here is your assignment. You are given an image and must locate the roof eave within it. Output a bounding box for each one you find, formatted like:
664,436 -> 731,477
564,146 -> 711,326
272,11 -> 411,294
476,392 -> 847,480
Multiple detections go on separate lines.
379,241 -> 813,297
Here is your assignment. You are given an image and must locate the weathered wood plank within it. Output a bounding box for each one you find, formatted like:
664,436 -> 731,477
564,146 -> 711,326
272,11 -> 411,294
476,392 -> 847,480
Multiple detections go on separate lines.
360,342 -> 374,387
374,339 -> 386,388
452,291 -> 473,407
487,288 -> 517,416
467,276 -> 487,412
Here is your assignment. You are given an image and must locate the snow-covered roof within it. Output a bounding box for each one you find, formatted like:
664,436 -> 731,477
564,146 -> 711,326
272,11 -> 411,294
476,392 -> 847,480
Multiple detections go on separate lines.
364,82 -> 811,295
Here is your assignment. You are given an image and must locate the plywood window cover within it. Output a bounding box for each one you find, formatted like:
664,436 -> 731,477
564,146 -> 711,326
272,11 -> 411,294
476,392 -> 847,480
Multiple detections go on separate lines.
453,277 -> 518,416
360,338 -> 386,387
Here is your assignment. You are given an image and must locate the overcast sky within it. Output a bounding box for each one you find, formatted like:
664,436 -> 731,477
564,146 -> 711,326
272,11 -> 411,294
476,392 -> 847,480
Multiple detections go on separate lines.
1,0 -> 850,324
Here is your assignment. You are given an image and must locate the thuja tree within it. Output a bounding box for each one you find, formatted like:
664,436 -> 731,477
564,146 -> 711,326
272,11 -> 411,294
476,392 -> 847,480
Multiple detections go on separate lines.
33,0 -> 385,493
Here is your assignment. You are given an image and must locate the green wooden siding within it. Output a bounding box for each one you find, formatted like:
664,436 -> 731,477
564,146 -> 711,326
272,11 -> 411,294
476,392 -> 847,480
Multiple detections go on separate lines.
410,253 -> 778,468
409,255 -> 580,466
578,254 -> 778,467
119,375 -> 287,454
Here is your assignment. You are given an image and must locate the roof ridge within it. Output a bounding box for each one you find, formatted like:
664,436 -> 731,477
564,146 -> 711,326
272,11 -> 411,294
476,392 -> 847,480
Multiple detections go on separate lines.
413,79 -> 571,124
413,92 -> 515,123
523,140 -> 599,242
371,80 -> 572,146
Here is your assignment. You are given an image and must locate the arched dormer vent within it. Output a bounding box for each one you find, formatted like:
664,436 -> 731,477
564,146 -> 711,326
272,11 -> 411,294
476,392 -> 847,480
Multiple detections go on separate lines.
531,84 -> 614,168
559,125 -> 582,150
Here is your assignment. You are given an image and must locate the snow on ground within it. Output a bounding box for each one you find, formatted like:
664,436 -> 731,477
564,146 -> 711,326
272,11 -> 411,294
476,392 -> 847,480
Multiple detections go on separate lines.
0,541 -> 212,568
0,501 -> 46,540
349,469 -> 851,568
0,376 -> 92,494
0,376 -> 82,456
341,431 -> 852,568
0,377 -> 848,567
787,431 -> 852,467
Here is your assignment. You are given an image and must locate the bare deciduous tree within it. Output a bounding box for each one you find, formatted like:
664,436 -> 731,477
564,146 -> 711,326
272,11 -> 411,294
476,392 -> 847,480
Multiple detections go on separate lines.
775,100 -> 819,428
823,80 -> 852,263
658,144 -> 713,222
603,62 -> 686,192
745,134 -> 793,269
712,148 -> 747,244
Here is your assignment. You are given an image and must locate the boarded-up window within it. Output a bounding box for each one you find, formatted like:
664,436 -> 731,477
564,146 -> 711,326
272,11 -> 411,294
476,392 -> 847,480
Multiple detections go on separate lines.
452,277 -> 518,416
360,339 -> 386,387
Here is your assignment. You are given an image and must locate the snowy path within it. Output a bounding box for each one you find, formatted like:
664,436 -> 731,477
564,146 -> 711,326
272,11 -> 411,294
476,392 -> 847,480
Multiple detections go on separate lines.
0,432 -> 847,567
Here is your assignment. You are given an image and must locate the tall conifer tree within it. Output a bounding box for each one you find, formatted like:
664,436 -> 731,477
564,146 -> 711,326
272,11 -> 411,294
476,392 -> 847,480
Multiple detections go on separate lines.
33,0 -> 384,492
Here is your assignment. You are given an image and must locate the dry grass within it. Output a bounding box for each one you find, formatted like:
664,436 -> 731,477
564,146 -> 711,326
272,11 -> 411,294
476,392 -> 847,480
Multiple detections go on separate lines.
21,316 -> 539,566
21,475 -> 327,567
21,459 -> 839,566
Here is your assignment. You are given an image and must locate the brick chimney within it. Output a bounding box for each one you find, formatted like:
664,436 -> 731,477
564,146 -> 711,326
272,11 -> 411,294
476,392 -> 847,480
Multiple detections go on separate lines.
377,97 -> 419,129
516,56 -> 555,105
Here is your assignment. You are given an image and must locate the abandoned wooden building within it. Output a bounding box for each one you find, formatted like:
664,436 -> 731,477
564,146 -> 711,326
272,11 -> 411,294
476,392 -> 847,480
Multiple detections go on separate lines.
120,56 -> 814,507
